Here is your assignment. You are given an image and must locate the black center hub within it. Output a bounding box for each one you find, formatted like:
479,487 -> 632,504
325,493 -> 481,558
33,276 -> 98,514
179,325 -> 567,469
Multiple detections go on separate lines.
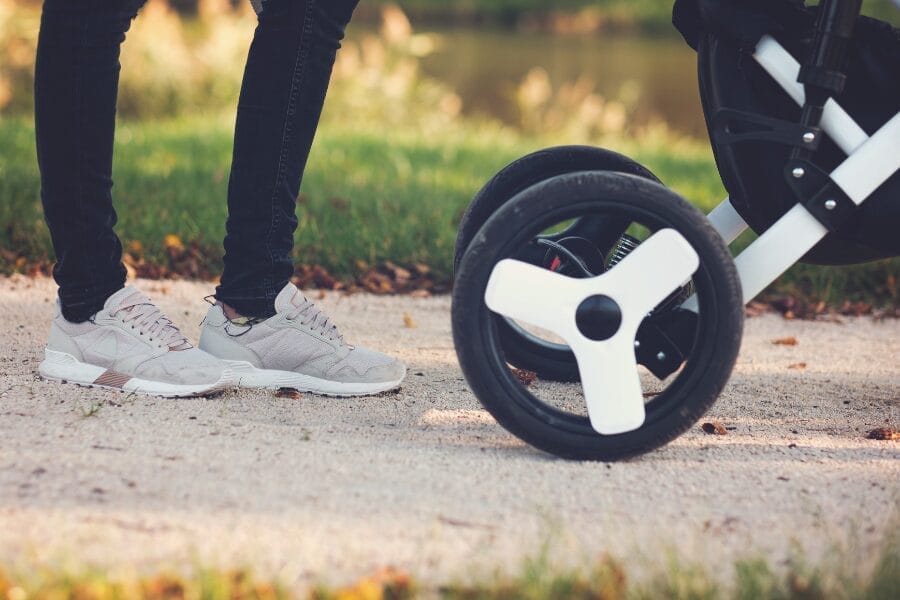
575,294 -> 622,341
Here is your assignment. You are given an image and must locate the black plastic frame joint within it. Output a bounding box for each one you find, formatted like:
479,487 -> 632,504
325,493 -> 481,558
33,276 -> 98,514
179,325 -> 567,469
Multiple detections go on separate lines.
798,66 -> 847,94
635,309 -> 698,380
804,184 -> 856,233
784,159 -> 857,232
712,109 -> 824,151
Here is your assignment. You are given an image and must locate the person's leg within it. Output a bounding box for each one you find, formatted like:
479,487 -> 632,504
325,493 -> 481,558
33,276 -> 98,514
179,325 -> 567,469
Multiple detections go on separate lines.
215,0 -> 360,318
35,0 -> 147,323
35,1 -> 232,397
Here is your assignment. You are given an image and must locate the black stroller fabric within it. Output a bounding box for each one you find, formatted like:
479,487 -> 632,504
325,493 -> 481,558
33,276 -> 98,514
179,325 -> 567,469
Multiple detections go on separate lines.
674,0 -> 900,264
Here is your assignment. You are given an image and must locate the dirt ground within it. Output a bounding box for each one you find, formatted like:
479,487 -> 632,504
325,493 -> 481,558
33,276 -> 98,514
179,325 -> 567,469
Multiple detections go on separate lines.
0,276 -> 897,588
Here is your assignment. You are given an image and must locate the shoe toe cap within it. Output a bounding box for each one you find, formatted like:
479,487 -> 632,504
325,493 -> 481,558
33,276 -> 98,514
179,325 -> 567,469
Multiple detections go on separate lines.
335,347 -> 406,384
364,358 -> 407,384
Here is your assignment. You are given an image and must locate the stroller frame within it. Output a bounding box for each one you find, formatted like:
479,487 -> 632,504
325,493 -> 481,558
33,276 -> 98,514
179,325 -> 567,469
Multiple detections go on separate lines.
700,35 -> 900,305
451,0 -> 899,457
480,34 -> 900,436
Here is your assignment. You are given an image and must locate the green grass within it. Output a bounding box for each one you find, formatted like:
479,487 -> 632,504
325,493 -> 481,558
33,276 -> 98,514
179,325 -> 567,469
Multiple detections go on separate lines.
1,531 -> 897,600
0,115 -> 897,306
0,115 -> 724,275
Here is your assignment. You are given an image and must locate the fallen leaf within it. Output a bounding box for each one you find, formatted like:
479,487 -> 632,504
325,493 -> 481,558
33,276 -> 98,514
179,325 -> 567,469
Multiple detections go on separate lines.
403,312 -> 417,329
745,301 -> 770,317
701,421 -> 728,435
840,301 -> 873,317
874,307 -> 900,320
769,295 -> 826,320
293,264 -> 340,290
866,428 -> 899,441
773,337 -> 798,346
787,362 -> 807,370
384,261 -> 411,283
332,566 -> 413,600
360,269 -> 394,294
162,234 -> 183,251
512,368 -> 537,387
311,265 -> 340,290
275,388 -> 302,400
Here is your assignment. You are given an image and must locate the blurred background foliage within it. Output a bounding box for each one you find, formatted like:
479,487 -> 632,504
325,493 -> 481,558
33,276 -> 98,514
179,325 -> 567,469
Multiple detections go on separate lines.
2,0 -> 896,123
0,0 -> 897,306
0,0 -> 653,131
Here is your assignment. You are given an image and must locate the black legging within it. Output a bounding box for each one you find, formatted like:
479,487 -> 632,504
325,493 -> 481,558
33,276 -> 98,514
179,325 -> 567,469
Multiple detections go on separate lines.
35,0 -> 360,322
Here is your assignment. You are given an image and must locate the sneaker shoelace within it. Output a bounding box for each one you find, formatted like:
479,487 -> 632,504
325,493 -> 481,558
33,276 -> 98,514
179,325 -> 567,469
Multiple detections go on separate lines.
285,297 -> 342,341
109,294 -> 192,350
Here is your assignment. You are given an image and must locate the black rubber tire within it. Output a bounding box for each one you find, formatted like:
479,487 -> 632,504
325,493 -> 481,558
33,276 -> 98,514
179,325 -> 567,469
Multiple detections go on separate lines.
452,171 -> 744,461
454,145 -> 660,274
454,146 -> 660,382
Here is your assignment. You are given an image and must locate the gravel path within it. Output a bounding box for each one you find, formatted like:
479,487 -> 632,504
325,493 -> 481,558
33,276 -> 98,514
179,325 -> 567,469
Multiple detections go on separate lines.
0,276 -> 897,588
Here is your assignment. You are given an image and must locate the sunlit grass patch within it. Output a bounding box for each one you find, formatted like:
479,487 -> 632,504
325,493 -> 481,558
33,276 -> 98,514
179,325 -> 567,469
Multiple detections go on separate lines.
0,567 -> 289,600
1,531 -> 897,600
1,114 -> 898,307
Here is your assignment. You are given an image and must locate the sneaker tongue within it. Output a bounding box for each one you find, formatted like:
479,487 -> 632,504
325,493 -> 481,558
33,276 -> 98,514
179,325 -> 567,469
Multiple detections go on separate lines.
273,282 -> 341,340
274,282 -> 306,314
102,286 -> 191,350
103,286 -> 147,312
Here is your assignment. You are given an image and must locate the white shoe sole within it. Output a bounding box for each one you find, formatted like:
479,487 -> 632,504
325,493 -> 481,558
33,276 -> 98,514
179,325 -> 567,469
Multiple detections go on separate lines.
224,360 -> 404,397
39,350 -> 234,398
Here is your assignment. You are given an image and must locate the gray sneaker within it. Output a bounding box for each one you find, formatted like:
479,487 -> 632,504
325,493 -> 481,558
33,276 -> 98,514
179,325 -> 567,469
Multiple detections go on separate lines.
39,286 -> 233,397
199,283 -> 406,396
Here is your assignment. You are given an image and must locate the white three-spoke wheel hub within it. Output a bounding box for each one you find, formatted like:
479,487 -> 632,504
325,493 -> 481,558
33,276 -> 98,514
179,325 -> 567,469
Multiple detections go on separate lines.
485,229 -> 700,435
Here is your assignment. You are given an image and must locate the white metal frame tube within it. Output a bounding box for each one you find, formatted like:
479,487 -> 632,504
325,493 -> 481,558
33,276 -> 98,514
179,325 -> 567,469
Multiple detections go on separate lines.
830,112 -> 900,204
753,36 -> 870,154
686,37 -> 900,308
732,108 -> 899,303
706,197 -> 748,244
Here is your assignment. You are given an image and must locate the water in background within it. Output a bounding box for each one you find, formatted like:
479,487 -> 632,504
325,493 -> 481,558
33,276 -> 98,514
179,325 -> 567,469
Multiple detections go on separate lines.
418,28 -> 707,138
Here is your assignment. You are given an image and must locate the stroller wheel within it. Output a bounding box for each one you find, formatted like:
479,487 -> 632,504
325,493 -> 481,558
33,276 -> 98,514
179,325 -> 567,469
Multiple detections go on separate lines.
454,146 -> 660,382
452,171 -> 743,461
